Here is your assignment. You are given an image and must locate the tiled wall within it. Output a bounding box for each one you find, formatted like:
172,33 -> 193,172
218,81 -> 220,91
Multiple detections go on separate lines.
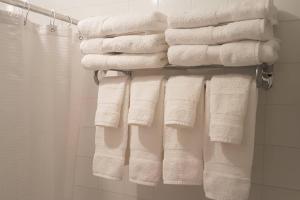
4,0 -> 300,199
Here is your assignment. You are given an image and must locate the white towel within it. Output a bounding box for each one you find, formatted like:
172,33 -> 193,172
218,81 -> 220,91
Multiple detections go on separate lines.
168,0 -> 277,28
210,74 -> 252,144
78,11 -> 167,38
203,80 -> 257,200
128,76 -> 164,126
129,78 -> 165,186
80,34 -> 168,54
164,76 -> 205,127
95,76 -> 128,127
163,76 -> 205,185
93,76 -> 130,180
165,19 -> 274,45
167,40 -> 279,67
81,52 -> 168,70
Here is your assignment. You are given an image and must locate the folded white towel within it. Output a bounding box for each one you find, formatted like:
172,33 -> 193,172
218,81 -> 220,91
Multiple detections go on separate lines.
203,80 -> 257,200
210,74 -> 252,144
78,11 -> 167,38
80,34 -> 168,54
82,52 -> 168,70
93,76 -> 130,180
168,0 -> 277,28
129,78 -> 165,186
128,76 -> 164,126
164,76 -> 205,127
168,40 -> 279,67
165,19 -> 274,45
163,76 -> 205,185
95,76 -> 128,127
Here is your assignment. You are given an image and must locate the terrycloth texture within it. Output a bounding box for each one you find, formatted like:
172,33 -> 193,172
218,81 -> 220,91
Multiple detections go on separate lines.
168,0 -> 278,28
78,11 -> 167,38
210,74 -> 252,144
203,80 -> 258,200
163,76 -> 205,185
80,34 -> 168,54
168,40 -> 279,67
95,76 -> 128,128
129,78 -> 165,186
164,76 -> 205,127
165,19 -> 274,45
93,76 -> 130,180
82,52 -> 168,70
128,76 -> 164,126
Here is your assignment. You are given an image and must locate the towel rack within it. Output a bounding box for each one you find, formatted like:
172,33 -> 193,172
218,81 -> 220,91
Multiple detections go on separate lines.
93,63 -> 274,89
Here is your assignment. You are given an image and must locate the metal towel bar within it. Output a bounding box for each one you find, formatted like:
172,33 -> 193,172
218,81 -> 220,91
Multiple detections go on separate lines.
93,63 -> 274,89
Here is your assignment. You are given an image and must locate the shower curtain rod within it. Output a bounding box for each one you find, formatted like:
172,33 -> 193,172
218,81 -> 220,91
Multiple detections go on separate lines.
0,0 -> 78,25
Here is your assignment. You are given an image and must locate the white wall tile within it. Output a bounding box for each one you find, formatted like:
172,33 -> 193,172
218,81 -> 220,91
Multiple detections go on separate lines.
62,2 -> 129,20
252,145 -> 264,184
129,0 -> 158,13
262,186 -> 300,200
276,20 -> 300,63
73,186 -> 100,200
77,127 -> 95,157
274,0 -> 300,21
158,0 -> 192,14
74,157 -> 99,188
100,176 -> 126,194
266,63 -> 300,105
249,184 -> 263,200
191,0 -> 227,11
265,105 -> 300,148
154,184 -> 206,200
255,104 -> 266,145
264,146 -> 300,190
122,167 -> 155,199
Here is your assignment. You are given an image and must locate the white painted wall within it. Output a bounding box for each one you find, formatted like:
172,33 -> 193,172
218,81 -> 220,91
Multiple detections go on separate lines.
2,0 -> 300,199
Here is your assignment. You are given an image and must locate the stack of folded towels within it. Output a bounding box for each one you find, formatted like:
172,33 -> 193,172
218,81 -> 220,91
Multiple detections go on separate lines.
78,12 -> 169,70
166,0 -> 280,67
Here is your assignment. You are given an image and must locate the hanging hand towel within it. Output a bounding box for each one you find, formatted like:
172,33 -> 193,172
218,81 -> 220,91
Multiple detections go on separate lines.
164,76 -> 205,127
163,76 -> 205,185
167,40 -> 279,67
95,76 -> 128,127
203,80 -> 258,200
168,0 -> 277,28
81,52 -> 168,70
93,76 -> 130,180
78,11 -> 167,38
80,34 -> 168,54
129,77 -> 165,186
165,19 -> 274,45
210,74 -> 252,144
128,76 -> 164,126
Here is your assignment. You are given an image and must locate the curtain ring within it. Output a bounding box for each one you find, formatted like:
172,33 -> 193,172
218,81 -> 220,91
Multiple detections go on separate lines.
50,9 -> 56,32
23,0 -> 31,25
67,16 -> 72,26
78,30 -> 84,40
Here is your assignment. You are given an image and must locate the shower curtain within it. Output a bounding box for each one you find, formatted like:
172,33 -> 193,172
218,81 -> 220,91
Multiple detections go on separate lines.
0,10 -> 83,200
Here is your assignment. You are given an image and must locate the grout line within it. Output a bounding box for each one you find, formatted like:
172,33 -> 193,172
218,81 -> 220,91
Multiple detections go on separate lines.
264,104 -> 299,107
278,18 -> 300,23
275,61 -> 300,65
263,143 -> 300,150
73,184 -> 99,190
77,154 -> 93,158
255,183 -> 300,192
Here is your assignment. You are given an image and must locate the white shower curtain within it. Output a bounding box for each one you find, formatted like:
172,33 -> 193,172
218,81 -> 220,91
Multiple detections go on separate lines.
0,10 -> 84,200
